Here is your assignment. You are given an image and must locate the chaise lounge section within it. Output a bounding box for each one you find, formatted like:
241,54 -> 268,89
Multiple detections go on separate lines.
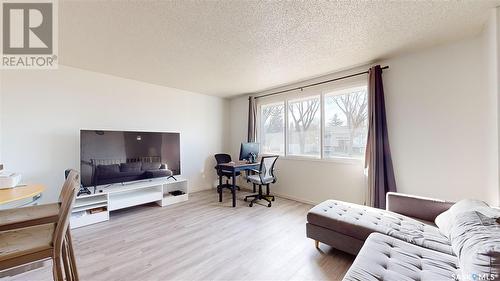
306,193 -> 454,255
307,193 -> 500,280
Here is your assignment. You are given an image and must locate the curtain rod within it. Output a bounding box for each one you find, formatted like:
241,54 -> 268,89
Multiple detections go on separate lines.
253,65 -> 389,100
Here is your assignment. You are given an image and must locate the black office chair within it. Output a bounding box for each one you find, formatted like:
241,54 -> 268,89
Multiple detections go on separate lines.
214,154 -> 240,192
244,155 -> 279,207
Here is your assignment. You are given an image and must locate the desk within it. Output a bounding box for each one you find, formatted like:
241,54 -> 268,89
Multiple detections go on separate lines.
0,184 -> 45,208
217,161 -> 259,207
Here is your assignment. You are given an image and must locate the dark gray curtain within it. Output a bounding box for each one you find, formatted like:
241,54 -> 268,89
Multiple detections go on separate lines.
247,96 -> 257,142
365,65 -> 397,209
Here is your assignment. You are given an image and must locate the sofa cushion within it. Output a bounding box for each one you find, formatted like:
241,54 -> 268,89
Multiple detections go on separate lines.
449,210 -> 500,279
116,171 -> 144,178
144,169 -> 172,178
247,174 -> 274,184
435,199 -> 489,238
120,162 -> 142,172
307,200 -> 453,255
96,164 -> 120,178
343,233 -> 459,281
141,162 -> 161,171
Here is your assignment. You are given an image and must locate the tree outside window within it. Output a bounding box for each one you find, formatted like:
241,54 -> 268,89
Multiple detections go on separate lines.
324,87 -> 368,158
287,96 -> 321,157
260,103 -> 284,154
258,85 -> 368,160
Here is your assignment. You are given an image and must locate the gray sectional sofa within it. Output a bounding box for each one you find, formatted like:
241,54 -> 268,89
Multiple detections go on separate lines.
306,192 -> 500,281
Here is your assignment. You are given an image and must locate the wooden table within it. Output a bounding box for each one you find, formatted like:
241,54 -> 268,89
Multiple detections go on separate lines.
217,161 -> 259,207
0,184 -> 45,207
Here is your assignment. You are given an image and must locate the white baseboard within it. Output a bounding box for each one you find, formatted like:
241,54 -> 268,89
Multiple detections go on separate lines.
234,179 -> 318,206
270,191 -> 318,206
208,177 -> 320,206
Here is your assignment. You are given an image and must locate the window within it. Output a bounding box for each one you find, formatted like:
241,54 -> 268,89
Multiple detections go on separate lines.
324,86 -> 368,159
260,102 -> 285,155
287,96 -> 321,157
257,84 -> 368,161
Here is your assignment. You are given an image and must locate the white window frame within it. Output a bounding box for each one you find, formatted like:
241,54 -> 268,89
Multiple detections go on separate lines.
257,101 -> 286,156
286,95 -> 322,159
322,85 -> 368,161
256,83 -> 367,164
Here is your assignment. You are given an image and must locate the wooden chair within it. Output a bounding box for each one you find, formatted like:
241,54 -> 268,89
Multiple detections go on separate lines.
0,170 -> 80,281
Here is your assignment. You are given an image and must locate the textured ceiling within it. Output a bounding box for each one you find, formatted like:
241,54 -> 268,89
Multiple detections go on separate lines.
59,0 -> 500,97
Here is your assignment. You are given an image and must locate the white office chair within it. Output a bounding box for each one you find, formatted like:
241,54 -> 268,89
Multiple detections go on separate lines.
244,155 -> 279,207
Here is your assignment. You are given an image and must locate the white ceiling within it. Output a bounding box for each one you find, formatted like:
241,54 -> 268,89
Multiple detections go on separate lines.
59,0 -> 500,97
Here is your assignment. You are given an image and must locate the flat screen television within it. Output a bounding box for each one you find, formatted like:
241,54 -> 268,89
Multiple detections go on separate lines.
80,130 -> 180,187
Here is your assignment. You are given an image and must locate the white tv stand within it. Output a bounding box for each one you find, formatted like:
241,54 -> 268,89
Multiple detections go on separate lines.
70,177 -> 188,229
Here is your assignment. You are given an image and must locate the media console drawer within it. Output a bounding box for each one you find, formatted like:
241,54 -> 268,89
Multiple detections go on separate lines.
72,178 -> 188,228
71,211 -> 109,229
108,189 -> 162,211
162,193 -> 188,206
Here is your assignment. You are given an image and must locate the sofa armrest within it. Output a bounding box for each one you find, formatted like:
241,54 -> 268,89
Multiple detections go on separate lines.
386,192 -> 454,222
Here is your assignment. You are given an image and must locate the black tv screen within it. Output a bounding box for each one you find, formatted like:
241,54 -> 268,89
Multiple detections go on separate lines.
80,130 -> 180,187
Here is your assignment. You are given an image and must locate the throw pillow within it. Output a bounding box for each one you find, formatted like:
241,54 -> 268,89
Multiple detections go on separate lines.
435,199 -> 489,238
450,210 -> 500,279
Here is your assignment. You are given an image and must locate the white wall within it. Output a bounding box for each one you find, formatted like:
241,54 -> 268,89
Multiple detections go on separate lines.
484,9 -> 498,161
0,70 -> 3,164
229,33 -> 500,206
0,71 -> 3,163
479,7 -> 499,205
383,35 -> 498,206
0,66 -> 228,203
493,6 -> 500,205
497,7 -> 500,205
491,7 -> 500,205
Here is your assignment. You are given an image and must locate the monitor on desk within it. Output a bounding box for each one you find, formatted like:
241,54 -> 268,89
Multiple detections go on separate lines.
239,142 -> 259,161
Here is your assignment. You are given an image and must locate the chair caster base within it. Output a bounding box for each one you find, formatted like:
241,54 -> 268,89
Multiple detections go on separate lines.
245,195 -> 273,208
244,184 -> 275,208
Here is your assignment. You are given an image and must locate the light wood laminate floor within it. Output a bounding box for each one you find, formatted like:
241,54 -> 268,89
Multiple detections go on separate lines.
1,190 -> 354,281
